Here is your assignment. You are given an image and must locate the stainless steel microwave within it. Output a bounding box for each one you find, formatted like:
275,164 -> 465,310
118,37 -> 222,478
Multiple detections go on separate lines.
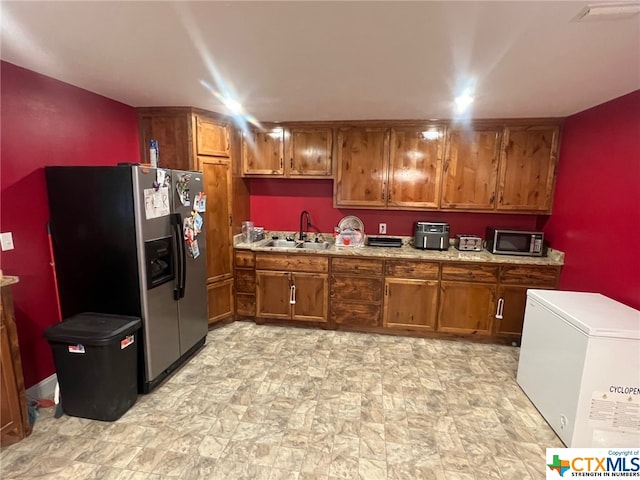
486,228 -> 544,256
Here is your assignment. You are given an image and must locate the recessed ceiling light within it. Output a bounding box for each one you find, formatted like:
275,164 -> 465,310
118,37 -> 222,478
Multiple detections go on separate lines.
574,2 -> 640,21
454,95 -> 474,114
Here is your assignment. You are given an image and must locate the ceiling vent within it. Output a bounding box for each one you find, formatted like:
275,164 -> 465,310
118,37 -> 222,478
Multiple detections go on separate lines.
574,2 -> 640,21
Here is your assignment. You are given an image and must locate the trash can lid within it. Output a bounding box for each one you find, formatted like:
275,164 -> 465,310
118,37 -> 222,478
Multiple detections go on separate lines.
44,312 -> 142,346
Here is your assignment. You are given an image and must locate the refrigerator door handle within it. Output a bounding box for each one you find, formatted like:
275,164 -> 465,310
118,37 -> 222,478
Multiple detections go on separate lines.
176,213 -> 187,299
171,213 -> 185,301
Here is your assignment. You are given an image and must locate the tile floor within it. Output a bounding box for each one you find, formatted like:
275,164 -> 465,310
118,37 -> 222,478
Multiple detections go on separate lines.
1,322 -> 563,479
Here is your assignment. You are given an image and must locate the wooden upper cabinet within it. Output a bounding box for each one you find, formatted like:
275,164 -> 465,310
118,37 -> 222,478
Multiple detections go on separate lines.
242,128 -> 285,175
335,127 -> 389,208
388,126 -> 445,209
138,114 -> 192,170
286,127 -> 333,177
242,126 -> 333,177
196,117 -> 230,157
441,127 -> 502,210
497,125 -> 560,213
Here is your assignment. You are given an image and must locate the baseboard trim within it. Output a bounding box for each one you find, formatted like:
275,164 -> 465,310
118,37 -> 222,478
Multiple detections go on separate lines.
26,373 -> 58,401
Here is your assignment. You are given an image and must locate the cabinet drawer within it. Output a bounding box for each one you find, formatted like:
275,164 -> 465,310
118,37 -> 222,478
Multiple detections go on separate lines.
385,260 -> 439,279
441,264 -> 499,283
235,269 -> 256,293
331,275 -> 383,302
331,257 -> 384,275
331,302 -> 381,327
236,294 -> 256,316
500,265 -> 559,286
235,251 -> 255,267
256,253 -> 328,273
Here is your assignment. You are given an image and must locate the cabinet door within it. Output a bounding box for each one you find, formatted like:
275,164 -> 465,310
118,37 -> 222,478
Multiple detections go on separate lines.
441,127 -> 501,210
438,282 -> 495,334
388,127 -> 445,209
242,128 -> 285,175
196,118 -> 230,157
383,279 -> 439,331
335,128 -> 389,207
206,279 -> 233,325
199,158 -> 232,282
256,271 -> 291,319
287,127 -> 333,177
138,114 -> 193,170
291,273 -> 328,323
497,125 -> 560,212
494,286 -> 528,337
0,323 -> 22,446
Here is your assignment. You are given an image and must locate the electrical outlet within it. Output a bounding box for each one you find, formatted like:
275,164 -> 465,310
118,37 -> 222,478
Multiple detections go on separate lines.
0,232 -> 15,251
379,223 -> 387,235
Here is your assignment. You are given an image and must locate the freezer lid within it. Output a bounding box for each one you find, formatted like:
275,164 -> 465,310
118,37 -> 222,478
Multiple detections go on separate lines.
527,289 -> 640,339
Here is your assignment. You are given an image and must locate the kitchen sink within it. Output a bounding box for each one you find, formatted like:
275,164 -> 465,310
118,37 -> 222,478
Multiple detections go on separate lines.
300,241 -> 331,250
263,239 -> 330,250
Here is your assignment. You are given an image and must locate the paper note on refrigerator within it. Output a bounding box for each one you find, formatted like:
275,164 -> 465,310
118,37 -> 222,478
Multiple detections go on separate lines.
176,174 -> 191,206
189,239 -> 200,259
144,187 -> 170,219
194,192 -> 206,212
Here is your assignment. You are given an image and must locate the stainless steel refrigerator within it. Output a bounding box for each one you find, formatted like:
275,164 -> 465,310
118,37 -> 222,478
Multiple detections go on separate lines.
45,165 -> 208,393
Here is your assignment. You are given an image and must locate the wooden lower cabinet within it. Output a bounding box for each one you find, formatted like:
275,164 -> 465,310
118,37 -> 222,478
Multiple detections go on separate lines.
255,253 -> 329,324
383,259 -> 440,332
256,271 -> 328,323
438,282 -> 496,335
256,271 -> 291,319
438,263 -> 499,335
330,258 -> 383,328
291,273 -> 329,322
206,279 -> 233,325
1,279 -> 31,447
494,265 -> 560,341
234,251 -> 256,318
238,248 -> 561,344
494,286 -> 529,337
383,279 -> 439,331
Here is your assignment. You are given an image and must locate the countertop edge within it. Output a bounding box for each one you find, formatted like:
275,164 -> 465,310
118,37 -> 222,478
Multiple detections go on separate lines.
234,233 -> 565,267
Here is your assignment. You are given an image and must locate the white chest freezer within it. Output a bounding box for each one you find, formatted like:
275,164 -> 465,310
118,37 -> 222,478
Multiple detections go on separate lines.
517,290 -> 640,448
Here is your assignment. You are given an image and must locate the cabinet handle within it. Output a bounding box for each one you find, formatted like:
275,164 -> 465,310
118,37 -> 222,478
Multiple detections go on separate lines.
229,215 -> 232,227
290,284 -> 296,305
280,158 -> 284,169
495,298 -> 504,319
290,158 -> 293,169
385,284 -> 388,296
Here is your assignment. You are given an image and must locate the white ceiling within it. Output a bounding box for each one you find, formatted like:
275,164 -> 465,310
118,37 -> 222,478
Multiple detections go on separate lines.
1,1 -> 639,122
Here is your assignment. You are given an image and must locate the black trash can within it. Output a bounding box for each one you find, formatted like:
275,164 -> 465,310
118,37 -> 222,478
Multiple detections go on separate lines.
44,312 -> 141,421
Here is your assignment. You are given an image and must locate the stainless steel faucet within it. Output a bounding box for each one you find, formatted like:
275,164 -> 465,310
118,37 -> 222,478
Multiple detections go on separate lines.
299,210 -> 312,243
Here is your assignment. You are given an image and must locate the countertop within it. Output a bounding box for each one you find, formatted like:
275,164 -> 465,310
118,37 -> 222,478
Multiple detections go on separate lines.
1,276 -> 19,287
234,232 -> 564,266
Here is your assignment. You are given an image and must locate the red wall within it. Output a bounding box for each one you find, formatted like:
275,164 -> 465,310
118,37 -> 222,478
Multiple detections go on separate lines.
543,90 -> 640,310
249,182 -> 540,238
0,62 -> 140,388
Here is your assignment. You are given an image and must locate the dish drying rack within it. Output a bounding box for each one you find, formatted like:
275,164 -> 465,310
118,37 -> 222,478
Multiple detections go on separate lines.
335,215 -> 365,247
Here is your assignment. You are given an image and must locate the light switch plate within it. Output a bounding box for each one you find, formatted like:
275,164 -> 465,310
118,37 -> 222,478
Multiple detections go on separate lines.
0,232 -> 14,251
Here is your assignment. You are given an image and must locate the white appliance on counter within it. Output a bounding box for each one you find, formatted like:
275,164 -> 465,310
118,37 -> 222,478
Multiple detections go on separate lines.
517,289 -> 640,448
